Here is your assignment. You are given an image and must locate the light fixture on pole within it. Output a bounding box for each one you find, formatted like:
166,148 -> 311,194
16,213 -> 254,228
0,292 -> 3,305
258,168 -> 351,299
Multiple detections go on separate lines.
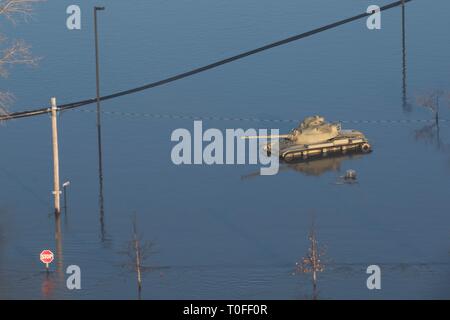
62,180 -> 71,213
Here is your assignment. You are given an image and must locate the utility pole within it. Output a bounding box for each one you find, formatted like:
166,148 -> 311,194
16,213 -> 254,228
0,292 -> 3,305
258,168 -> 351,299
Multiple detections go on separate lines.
51,97 -> 61,215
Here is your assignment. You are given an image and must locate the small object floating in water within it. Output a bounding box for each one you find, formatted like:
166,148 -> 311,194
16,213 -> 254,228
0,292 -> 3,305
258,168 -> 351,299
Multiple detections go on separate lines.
243,115 -> 372,162
344,169 -> 357,181
334,169 -> 358,185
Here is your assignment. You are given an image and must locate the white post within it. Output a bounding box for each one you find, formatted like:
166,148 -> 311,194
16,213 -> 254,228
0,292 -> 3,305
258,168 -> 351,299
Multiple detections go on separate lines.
51,97 -> 61,215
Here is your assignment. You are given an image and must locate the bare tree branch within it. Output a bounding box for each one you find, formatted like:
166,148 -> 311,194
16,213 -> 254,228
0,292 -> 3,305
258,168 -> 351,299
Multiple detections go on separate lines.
0,0 -> 44,23
0,39 -> 38,77
416,90 -> 444,115
119,214 -> 159,298
0,91 -> 14,116
0,0 -> 44,115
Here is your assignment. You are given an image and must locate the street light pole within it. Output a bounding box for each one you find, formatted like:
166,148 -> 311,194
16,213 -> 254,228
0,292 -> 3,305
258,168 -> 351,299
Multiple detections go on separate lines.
62,181 -> 70,213
94,5 -> 105,177
94,6 -> 106,233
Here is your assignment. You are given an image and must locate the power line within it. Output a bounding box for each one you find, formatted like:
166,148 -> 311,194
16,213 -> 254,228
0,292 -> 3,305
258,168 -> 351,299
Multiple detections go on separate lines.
0,107 -> 50,120
74,108 -> 450,126
0,0 -> 411,121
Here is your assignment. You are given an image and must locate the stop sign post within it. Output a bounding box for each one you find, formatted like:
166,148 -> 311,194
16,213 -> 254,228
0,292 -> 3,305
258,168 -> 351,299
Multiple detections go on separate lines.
40,250 -> 54,271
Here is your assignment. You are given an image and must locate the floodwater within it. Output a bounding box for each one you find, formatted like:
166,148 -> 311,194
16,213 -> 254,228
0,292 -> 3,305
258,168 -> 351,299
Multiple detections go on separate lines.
0,0 -> 449,299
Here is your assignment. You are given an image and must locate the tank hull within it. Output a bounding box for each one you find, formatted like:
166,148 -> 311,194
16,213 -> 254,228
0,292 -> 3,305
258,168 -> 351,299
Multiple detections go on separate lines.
265,129 -> 371,162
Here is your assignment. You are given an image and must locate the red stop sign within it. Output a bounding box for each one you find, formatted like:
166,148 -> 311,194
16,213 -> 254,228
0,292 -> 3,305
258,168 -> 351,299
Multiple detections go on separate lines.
40,250 -> 54,265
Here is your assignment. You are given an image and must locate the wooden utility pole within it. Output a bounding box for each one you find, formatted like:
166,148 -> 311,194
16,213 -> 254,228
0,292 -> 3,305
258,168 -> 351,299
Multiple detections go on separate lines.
51,97 -> 61,215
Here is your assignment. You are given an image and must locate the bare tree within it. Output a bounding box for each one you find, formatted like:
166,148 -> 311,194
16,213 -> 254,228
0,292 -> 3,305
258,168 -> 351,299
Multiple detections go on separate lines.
295,219 -> 326,299
0,0 -> 43,22
120,214 -> 157,299
0,0 -> 43,115
416,90 -> 445,125
415,89 -> 450,151
0,91 -> 14,116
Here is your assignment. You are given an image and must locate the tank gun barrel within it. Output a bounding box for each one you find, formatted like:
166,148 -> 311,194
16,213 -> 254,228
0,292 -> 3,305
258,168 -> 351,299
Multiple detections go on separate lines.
241,134 -> 291,140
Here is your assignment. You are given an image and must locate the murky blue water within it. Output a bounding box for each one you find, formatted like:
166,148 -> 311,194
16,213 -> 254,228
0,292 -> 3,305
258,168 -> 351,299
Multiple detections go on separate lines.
0,0 -> 449,299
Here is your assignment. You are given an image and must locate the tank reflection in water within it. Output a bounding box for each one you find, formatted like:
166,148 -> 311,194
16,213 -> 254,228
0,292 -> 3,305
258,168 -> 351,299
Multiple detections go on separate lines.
242,152 -> 365,179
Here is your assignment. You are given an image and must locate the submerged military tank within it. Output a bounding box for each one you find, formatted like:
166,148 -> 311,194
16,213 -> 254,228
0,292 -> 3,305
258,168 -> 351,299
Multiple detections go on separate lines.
257,115 -> 371,162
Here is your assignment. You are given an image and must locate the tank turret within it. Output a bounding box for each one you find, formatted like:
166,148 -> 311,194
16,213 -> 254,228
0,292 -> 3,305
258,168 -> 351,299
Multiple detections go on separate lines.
287,115 -> 341,145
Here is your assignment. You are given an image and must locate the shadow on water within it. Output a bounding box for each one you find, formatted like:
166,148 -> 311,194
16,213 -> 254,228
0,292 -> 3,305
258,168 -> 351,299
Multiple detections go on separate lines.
55,213 -> 64,281
41,271 -> 55,299
415,121 -> 450,156
97,130 -> 111,246
40,213 -> 64,299
241,152 -> 365,179
414,90 -> 450,156
415,122 -> 441,148
280,153 -> 365,177
0,208 -> 8,295
99,173 -> 108,244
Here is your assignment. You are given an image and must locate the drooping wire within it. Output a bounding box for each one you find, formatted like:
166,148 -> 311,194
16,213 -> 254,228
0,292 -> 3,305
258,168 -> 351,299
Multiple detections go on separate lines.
0,0 -> 412,122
